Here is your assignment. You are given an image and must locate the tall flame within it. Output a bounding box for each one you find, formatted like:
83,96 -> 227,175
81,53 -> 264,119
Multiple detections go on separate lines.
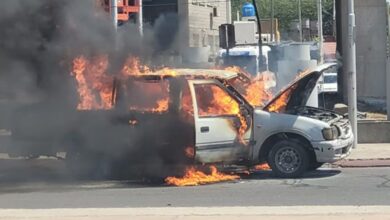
244,74 -> 273,107
71,55 -> 113,110
267,85 -> 297,113
224,66 -> 273,107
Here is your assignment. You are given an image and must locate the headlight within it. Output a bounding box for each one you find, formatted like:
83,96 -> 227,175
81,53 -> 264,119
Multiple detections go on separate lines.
322,126 -> 340,140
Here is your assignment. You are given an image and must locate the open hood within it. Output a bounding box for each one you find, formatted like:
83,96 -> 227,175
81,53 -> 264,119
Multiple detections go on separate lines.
263,63 -> 337,113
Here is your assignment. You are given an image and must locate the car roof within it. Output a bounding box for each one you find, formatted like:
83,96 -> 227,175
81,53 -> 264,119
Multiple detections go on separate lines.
142,68 -> 239,80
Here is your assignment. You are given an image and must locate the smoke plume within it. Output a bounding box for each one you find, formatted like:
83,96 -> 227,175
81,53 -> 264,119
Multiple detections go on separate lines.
0,0 -> 188,180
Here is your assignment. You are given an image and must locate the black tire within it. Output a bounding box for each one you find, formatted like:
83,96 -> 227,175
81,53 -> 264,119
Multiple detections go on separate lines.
268,139 -> 310,178
308,162 -> 324,171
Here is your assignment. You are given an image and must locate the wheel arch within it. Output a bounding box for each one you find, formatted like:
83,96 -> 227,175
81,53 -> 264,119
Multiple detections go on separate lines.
258,132 -> 316,163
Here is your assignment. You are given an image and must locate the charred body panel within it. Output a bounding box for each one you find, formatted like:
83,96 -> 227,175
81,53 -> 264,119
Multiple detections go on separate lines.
9,77 -> 195,177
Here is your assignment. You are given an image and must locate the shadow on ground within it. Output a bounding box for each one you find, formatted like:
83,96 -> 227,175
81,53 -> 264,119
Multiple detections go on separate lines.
245,168 -> 341,180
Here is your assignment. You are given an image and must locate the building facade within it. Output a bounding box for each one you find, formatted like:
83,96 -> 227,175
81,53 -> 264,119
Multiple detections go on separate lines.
178,0 -> 231,56
143,0 -> 231,64
338,0 -> 388,107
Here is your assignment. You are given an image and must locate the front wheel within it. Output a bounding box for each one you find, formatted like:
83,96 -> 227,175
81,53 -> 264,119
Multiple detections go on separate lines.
268,139 -> 309,178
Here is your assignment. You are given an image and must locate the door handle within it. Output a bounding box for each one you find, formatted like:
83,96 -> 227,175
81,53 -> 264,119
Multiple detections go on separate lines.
200,126 -> 210,133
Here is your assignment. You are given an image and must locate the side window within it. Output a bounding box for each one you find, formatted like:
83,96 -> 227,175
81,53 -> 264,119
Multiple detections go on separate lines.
125,80 -> 169,113
194,84 -> 240,117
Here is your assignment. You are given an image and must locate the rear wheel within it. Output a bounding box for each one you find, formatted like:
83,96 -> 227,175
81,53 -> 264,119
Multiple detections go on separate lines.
65,148 -> 113,180
268,139 -> 309,178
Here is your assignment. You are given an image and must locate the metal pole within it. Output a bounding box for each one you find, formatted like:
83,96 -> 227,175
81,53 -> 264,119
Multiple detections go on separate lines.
318,0 -> 324,63
111,0 -> 118,30
138,0 -> 143,36
225,25 -> 230,65
333,0 -> 336,37
387,1 -> 390,120
347,0 -> 358,148
271,0 -> 274,42
298,0 -> 303,42
252,0 -> 264,71
226,0 -> 232,24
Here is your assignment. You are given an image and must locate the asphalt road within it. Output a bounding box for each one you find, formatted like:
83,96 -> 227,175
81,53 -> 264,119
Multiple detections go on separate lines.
0,158 -> 389,209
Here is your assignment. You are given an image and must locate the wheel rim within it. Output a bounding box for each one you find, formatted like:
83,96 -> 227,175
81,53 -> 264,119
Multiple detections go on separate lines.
275,146 -> 302,174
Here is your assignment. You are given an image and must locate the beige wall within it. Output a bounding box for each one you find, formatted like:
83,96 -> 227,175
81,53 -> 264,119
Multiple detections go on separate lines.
341,0 -> 387,100
178,0 -> 231,55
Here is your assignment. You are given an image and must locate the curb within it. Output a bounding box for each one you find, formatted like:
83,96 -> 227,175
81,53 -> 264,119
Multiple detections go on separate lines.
334,158 -> 390,167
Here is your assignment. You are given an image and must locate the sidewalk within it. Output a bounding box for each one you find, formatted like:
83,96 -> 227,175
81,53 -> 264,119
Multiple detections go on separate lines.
0,206 -> 390,220
335,143 -> 390,167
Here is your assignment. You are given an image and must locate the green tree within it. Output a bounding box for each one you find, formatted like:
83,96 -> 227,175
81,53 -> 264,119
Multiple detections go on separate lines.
231,0 -> 334,36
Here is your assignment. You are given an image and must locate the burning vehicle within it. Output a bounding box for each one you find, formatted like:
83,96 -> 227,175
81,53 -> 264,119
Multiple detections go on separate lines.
6,59 -> 353,179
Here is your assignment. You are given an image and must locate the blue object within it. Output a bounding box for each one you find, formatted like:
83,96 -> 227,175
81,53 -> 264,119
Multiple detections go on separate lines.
242,2 -> 255,17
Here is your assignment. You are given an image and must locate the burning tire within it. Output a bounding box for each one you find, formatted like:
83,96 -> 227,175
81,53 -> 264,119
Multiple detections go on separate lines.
267,139 -> 309,178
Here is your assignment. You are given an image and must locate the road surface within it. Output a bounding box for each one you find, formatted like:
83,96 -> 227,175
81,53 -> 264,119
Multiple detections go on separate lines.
0,158 -> 389,209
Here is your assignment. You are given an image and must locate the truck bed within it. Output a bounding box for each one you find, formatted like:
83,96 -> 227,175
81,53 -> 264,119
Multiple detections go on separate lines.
9,104 -> 194,163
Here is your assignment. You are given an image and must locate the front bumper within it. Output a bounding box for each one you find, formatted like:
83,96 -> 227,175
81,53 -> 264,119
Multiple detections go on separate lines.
311,134 -> 354,163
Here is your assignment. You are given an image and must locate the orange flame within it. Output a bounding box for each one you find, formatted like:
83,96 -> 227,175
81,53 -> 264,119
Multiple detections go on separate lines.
202,86 -> 240,116
224,66 -> 273,107
71,55 -> 113,110
165,166 -> 239,187
244,75 -> 273,107
254,163 -> 271,171
71,56 -> 168,111
197,85 -> 248,144
152,98 -> 169,113
184,146 -> 195,158
121,57 -> 151,76
267,85 -> 297,113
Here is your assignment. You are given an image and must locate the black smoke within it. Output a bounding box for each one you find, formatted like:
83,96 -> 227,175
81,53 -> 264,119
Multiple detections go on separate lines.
0,0 -> 188,180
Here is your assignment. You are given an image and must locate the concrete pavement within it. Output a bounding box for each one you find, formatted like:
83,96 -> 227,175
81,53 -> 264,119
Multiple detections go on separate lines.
335,143 -> 390,167
350,144 -> 390,160
1,206 -> 390,220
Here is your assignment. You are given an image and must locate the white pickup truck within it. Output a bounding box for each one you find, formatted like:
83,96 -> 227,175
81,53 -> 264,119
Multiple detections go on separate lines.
8,63 -> 353,178
183,64 -> 353,177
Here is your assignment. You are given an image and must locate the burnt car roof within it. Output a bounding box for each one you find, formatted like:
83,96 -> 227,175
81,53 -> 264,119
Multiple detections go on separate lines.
136,69 -> 239,80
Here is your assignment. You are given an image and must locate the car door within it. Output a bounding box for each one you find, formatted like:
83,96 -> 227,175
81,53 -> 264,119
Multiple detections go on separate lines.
188,79 -> 252,164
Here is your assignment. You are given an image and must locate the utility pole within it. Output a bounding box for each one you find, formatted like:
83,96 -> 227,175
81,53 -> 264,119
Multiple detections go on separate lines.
138,0 -> 143,36
252,0 -> 265,72
298,0 -> 303,42
387,1 -> 390,121
318,0 -> 324,63
271,0 -> 274,42
111,0 -> 118,30
347,0 -> 358,148
226,0 -> 232,24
